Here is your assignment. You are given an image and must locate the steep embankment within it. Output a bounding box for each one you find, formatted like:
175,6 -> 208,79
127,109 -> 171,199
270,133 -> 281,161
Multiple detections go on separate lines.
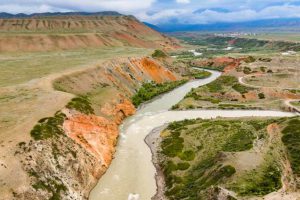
12,57 -> 181,200
0,15 -> 179,52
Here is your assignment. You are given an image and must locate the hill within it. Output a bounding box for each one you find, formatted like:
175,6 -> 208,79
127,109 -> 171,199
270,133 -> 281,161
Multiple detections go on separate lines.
0,11 -> 122,18
0,13 -> 179,52
146,18 -> 300,32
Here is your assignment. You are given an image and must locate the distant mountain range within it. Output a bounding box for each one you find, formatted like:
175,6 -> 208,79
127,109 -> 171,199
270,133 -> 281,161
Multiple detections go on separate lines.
0,11 -> 122,18
144,18 -> 300,32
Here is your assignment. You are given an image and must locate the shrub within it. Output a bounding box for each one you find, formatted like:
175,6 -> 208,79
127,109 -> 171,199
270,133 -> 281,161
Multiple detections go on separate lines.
152,49 -> 167,58
193,70 -> 212,79
260,66 -> 267,72
179,150 -> 195,161
243,67 -> 252,74
231,164 -> 282,196
258,93 -> 265,99
222,129 -> 254,152
30,111 -> 66,140
177,162 -> 190,170
281,119 -> 300,175
132,80 -> 187,107
259,58 -> 272,62
232,84 -> 251,94
244,56 -> 256,63
66,96 -> 94,115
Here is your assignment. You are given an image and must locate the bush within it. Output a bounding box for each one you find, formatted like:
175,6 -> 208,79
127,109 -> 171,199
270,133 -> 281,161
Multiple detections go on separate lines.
258,93 -> 265,99
232,84 -> 251,94
244,56 -> 256,63
132,80 -> 187,107
259,58 -> 272,62
179,150 -> 195,161
193,70 -> 212,79
231,164 -> 282,196
243,67 -> 252,74
281,119 -> 300,175
66,96 -> 94,115
30,111 -> 66,140
177,162 -> 190,170
152,49 -> 167,58
222,128 -> 255,152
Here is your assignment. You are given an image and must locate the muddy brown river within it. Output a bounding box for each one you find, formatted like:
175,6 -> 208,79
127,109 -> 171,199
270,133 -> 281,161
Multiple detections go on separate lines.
89,70 -> 295,200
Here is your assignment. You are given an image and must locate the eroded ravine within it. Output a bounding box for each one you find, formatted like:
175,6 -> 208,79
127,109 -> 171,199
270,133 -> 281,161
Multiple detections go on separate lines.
89,70 -> 295,200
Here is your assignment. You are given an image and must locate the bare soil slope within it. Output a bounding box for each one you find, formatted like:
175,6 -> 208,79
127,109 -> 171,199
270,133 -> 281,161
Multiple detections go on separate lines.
0,16 -> 179,52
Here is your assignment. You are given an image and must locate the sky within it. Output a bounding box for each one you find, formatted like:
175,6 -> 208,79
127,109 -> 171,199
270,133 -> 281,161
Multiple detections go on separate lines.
1,0 -> 300,24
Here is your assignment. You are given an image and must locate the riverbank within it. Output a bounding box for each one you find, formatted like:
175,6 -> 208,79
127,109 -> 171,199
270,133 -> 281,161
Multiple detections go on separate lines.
145,125 -> 167,200
89,70 -> 221,200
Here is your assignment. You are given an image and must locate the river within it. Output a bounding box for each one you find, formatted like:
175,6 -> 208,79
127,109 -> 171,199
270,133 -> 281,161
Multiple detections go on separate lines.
89,69 -> 295,200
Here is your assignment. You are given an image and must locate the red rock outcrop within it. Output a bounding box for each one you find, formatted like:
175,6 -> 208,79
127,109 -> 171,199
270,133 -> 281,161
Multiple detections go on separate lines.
63,97 -> 136,167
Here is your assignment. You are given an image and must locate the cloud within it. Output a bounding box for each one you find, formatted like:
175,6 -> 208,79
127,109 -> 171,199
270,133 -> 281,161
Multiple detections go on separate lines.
0,0 -> 156,14
140,4 -> 300,24
0,0 -> 300,25
176,0 -> 190,4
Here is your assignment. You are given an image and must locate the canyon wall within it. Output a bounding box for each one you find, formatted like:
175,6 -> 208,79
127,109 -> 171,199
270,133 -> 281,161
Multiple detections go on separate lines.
14,57 -> 182,200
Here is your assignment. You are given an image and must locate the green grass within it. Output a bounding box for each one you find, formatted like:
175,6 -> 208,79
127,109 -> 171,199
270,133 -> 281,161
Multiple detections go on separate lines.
192,70 -> 212,79
176,74 -> 275,110
131,80 -> 187,107
30,111 -> 66,140
281,118 -> 300,175
30,95 -> 93,140
0,47 -> 150,87
159,118 -> 278,199
32,178 -> 67,200
232,83 -> 253,94
152,49 -> 167,58
222,128 -> 255,151
230,163 -> 282,196
66,96 -> 94,115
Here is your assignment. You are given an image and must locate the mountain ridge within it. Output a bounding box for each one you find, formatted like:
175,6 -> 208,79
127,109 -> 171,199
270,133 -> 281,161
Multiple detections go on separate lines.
0,11 -> 123,18
145,18 -> 300,32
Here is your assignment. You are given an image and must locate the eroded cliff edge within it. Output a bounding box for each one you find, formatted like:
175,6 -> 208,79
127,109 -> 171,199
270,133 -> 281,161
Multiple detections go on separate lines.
13,57 -> 184,199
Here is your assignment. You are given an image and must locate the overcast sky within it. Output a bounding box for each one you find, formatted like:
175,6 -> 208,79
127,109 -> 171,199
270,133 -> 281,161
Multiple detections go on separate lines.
1,0 -> 300,24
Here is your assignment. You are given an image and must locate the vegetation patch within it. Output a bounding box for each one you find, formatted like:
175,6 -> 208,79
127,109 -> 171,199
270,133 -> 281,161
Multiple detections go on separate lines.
30,111 -> 66,140
152,49 -> 167,58
131,80 -> 187,107
191,70 -> 212,79
159,118 -> 282,199
229,162 -> 282,196
232,83 -> 253,94
66,96 -> 94,115
281,118 -> 300,175
32,177 -> 67,200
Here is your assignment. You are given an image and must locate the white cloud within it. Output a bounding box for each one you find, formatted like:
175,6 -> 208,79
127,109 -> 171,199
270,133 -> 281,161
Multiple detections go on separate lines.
0,0 -> 156,14
176,0 -> 191,4
139,4 -> 300,24
0,0 -> 300,25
